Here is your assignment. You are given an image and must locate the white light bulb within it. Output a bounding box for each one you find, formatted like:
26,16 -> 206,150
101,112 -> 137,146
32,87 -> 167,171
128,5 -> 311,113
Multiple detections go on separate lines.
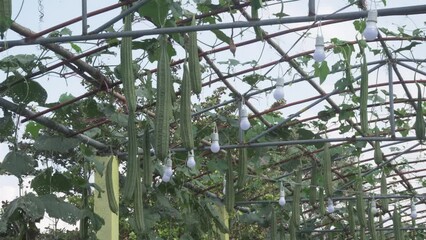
162,173 -> 171,182
278,191 -> 286,207
162,157 -> 173,182
326,198 -> 335,213
240,117 -> 250,130
273,86 -> 285,101
363,10 -> 378,41
210,132 -> 220,153
211,141 -> 220,153
273,78 -> 285,101
186,151 -> 196,169
240,105 -> 251,130
411,203 -> 417,219
313,35 -> 326,62
370,199 -> 377,215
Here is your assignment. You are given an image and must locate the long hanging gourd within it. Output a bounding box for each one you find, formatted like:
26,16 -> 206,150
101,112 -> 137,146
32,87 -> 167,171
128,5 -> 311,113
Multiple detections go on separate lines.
374,141 -> 383,165
180,62 -> 194,150
106,157 -> 118,214
134,170 -> 145,232
291,167 -> 302,227
309,160 -> 318,205
378,215 -> 385,240
356,175 -> 367,228
251,0 -> 264,40
187,15 -> 202,95
347,201 -> 356,236
154,35 -> 172,161
0,0 -> 12,39
414,83 -> 425,142
289,220 -> 297,240
142,127 -> 153,188
270,207 -> 277,240
120,9 -> 139,201
359,42 -> 369,134
380,171 -> 388,212
225,151 -> 235,213
236,147 -> 248,189
360,227 -> 366,240
318,188 -> 325,216
368,203 -> 378,240
323,143 -> 333,197
393,208 -> 403,240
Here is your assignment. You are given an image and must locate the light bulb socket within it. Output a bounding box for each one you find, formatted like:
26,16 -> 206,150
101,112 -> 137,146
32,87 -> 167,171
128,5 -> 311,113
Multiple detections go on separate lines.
276,78 -> 285,87
211,132 -> 219,141
240,106 -> 248,118
315,35 -> 324,47
188,150 -> 195,157
366,9 -> 378,23
166,158 -> 172,168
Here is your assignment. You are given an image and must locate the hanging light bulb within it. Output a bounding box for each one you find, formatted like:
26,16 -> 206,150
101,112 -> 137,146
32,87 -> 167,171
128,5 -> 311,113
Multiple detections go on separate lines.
162,155 -> 173,182
278,182 -> 286,207
223,176 -> 226,195
273,78 -> 285,101
210,123 -> 220,153
313,34 -> 326,62
411,200 -> 417,219
240,102 -> 251,130
370,197 -> 377,215
186,150 -> 196,169
326,198 -> 335,213
363,10 -> 378,41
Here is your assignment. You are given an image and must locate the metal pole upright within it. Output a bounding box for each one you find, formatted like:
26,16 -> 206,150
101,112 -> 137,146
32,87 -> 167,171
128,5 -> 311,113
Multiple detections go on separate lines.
388,62 -> 396,138
309,0 -> 316,16
82,0 -> 88,35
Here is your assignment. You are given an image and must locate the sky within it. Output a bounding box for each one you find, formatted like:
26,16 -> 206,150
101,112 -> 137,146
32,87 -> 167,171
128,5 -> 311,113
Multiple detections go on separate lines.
1,0 -> 426,232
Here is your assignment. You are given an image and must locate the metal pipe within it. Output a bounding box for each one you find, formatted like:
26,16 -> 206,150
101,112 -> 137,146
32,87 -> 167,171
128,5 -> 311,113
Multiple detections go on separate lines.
235,194 -> 424,205
388,62 -> 396,137
0,98 -> 108,150
298,227 -> 426,233
248,62 -> 386,143
88,0 -> 150,35
335,142 -> 420,193
82,0 -> 88,35
248,91 -> 333,143
171,136 -> 417,152
2,5 -> 426,47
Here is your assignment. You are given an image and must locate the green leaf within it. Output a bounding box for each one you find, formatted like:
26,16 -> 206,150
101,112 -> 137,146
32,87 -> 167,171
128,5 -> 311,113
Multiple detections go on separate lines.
242,73 -> 267,86
1,151 -> 36,177
60,27 -> 72,36
84,155 -> 106,177
394,41 -> 421,53
0,109 -> 14,139
0,54 -> 38,73
40,194 -> 81,224
0,193 -> 44,231
314,61 -> 330,84
138,0 -> 170,27
203,16 -> 231,44
1,75 -> 48,105
70,42 -> 83,53
34,135 -> 80,153
31,168 -> 73,195
25,121 -> 44,139
59,92 -> 75,103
